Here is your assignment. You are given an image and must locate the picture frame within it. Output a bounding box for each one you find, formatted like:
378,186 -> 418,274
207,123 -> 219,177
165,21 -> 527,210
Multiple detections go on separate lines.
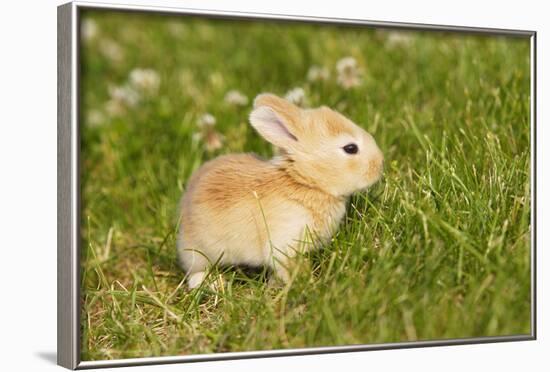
58,1 -> 537,369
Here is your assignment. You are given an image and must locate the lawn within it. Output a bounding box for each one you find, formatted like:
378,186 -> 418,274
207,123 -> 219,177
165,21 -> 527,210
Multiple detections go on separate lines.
79,9 -> 532,361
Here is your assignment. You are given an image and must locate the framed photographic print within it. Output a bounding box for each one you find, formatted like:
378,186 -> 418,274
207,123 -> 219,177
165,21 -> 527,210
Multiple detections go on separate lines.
57,1 -> 536,369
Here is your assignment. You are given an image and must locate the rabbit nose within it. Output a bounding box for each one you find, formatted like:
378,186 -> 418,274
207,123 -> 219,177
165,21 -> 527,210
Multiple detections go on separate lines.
366,156 -> 383,180
377,157 -> 384,172
375,149 -> 384,171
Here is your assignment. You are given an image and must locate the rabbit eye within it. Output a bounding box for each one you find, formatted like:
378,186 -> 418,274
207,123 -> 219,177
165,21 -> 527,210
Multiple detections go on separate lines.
343,143 -> 359,154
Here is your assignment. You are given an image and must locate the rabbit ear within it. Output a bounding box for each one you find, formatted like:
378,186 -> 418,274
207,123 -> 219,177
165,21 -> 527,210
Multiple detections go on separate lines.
249,94 -> 302,149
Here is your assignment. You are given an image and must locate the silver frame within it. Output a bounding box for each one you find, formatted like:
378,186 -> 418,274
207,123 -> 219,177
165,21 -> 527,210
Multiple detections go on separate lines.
57,1 -> 537,369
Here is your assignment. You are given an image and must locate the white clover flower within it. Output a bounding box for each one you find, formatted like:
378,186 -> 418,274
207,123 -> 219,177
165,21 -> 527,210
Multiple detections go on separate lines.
108,84 -> 140,107
197,113 -> 216,129
99,39 -> 123,62
204,130 -> 225,152
224,90 -> 249,106
284,87 -> 306,106
385,31 -> 414,47
81,19 -> 98,42
336,57 -> 358,74
194,113 -> 224,151
129,68 -> 161,94
307,65 -> 330,82
336,57 -> 362,89
86,109 -> 105,127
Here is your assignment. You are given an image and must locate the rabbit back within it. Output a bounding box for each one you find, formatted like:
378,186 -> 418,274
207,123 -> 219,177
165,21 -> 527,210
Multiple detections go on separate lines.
177,154 -> 313,274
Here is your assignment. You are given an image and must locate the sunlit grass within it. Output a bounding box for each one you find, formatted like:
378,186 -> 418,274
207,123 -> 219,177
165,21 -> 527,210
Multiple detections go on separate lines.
79,9 -> 531,361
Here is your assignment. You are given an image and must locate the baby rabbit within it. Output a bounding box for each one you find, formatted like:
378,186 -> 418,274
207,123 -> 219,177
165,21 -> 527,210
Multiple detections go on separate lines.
178,93 -> 383,289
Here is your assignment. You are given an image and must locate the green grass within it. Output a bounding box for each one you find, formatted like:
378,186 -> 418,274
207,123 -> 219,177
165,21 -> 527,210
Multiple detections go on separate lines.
79,9 -> 532,361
